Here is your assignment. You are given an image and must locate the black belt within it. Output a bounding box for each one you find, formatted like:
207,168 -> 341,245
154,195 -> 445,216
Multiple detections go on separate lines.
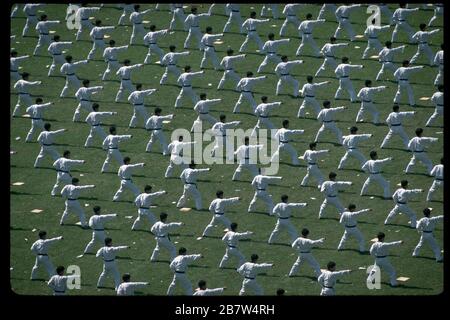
280,140 -> 289,143
199,112 -> 208,114
11,69 -> 18,72
228,245 -> 237,248
68,198 -> 77,201
225,68 -> 233,70
288,15 -> 296,17
376,255 -> 387,258
168,64 -> 176,66
436,178 -> 443,181
257,188 -> 266,191
383,61 -> 392,63
108,147 -> 118,149
249,29 -> 256,32
323,120 -> 333,123
53,53 -> 62,55
390,123 -> 401,126
40,33 -> 49,35
348,147 -> 356,150
121,178 -> 132,181
139,207 -> 150,209
94,229 -> 104,231
340,76 -> 349,78
244,157 -> 250,160
324,285 -> 334,289
232,10 -> 239,12
279,217 -> 290,220
280,73 -> 289,76
57,170 -> 69,173
242,90 -> 252,92
108,59 -> 117,62
81,18 -> 88,21
92,124 -> 100,127
414,150 -> 424,153
305,95 -> 315,98
182,85 -> 191,87
346,225 -> 356,228
423,231 -> 433,233
185,182 -> 197,185
95,38 -> 103,40
300,251 -> 311,253
19,92 -> 29,95
398,19 -> 405,22
191,26 -> 199,28
327,195 -> 337,197
303,32 -> 311,35
175,271 -> 185,274
370,172 -> 380,174
54,290 -> 65,293
81,99 -> 90,101
156,235 -> 166,238
267,52 -> 276,54
399,78 -> 408,81
104,259 -> 115,262
134,22 -> 142,24
148,43 -> 156,45
396,201 -> 406,205
37,253 -> 48,256
43,143 -> 53,146
215,212 -> 225,215
67,73 -> 75,76
147,128 -> 161,131
122,78 -> 130,81
32,117 -> 42,120
28,14 -> 36,17
308,163 -> 316,165
419,42 -> 428,44
437,104 -> 443,107
133,103 -> 143,106
326,55 -> 335,58
341,16 -> 349,19
259,115 -> 268,118
369,36 -> 378,39
205,45 -> 214,47
363,100 -> 372,103
245,277 -> 255,280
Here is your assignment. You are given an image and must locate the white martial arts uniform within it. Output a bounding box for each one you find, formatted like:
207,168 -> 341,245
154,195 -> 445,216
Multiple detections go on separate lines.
87,25 -> 114,60
251,101 -> 281,137
427,164 -> 443,201
84,111 -> 115,147
367,240 -> 402,286
239,17 -> 269,52
167,254 -> 202,295
13,79 -> 41,117
128,89 -> 156,128
433,49 -> 443,85
375,45 -> 405,81
191,99 -> 220,132
334,63 -> 363,102
410,28 -> 440,65
143,29 -> 169,64
30,236 -> 62,280
338,134 -> 371,169
33,20 -> 60,56
298,81 -> 329,118
169,4 -> 186,30
60,183 -> 95,226
260,4 -> 279,19
193,287 -> 225,296
269,202 -> 306,244
102,45 -> 128,80
115,64 -> 143,102
275,60 -> 303,97
425,90 -> 443,127
175,71 -> 204,108
279,4 -> 302,37
405,136 -> 438,175
51,157 -> 84,196
47,41 -> 72,76
217,54 -> 245,90
314,107 -> 345,144
248,175 -> 282,214
145,114 -> 173,154
48,274 -> 78,295
84,214 -> 117,253
150,220 -> 182,261
237,261 -> 273,295
203,197 -> 240,237
289,237 -> 323,277
96,245 -> 128,290
60,59 -> 88,98
25,102 -> 52,142
338,209 -> 370,252
318,269 -> 350,295
129,9 -> 151,45
200,32 -> 222,70
361,158 -> 392,199
165,140 -> 195,178
232,144 -> 263,180
378,4 -> 393,25
257,38 -> 290,73
177,167 -> 210,210
296,19 -> 325,57
385,188 -> 422,228
184,12 -> 210,49
428,3 -> 443,26
113,163 -> 145,201
75,7 -> 101,41
318,180 -> 352,218
334,5 -> 361,41
356,85 -> 386,123
219,229 -> 252,268
22,4 -> 44,37
34,129 -> 65,167
10,55 -> 29,81
393,65 -> 424,106
73,85 -> 103,122
413,215 -> 443,261
101,134 -> 132,172
132,190 -> 166,230
223,4 -> 243,33
391,7 -> 419,43
317,4 -> 337,20
211,120 -> 241,160
160,50 -> 189,85
117,4 -> 134,25
234,76 -> 266,112
300,149 -> 328,188
315,42 -> 348,77
117,281 -> 148,295
380,110 -> 415,149
362,25 -> 390,59
271,127 -> 304,165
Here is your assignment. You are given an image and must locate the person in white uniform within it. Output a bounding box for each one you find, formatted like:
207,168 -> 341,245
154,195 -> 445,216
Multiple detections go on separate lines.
219,222 -> 253,269
48,266 -> 79,295
191,93 -> 220,132
223,4 -> 242,33
413,208 -> 443,262
314,101 -> 345,145
175,65 -> 204,108
169,4 -> 186,30
318,172 -> 352,219
184,7 -> 210,50
34,123 -> 66,168
237,254 -> 273,296
433,43 -> 443,86
22,4 -> 45,37
217,49 -> 245,90
356,80 -> 387,124
378,4 -> 393,25
167,247 -> 203,295
73,79 -> 103,122
25,98 -> 54,142
176,161 -> 211,210
367,232 -> 403,287
150,212 -> 183,262
102,40 -> 128,80
101,126 -> 133,173
275,56 -> 303,97
248,168 -> 282,214
426,157 -> 443,202
84,206 -> 117,254
33,14 -> 60,56
47,35 -> 72,76
425,85 -> 443,127
128,84 -> 156,128
300,142 -> 328,188
391,4 -> 419,43
239,11 -> 269,52
257,33 -> 290,73
428,3 -> 443,26
75,5 -> 101,41
59,55 -> 88,98
96,237 -> 130,290
260,4 -> 279,19
117,273 -> 149,296
315,37 -> 348,77
143,25 -> 169,64
298,76 -> 330,118
279,4 -> 303,37
145,107 -> 174,155
30,231 -> 62,280
160,45 -> 190,85
360,151 -> 392,199
200,26 -> 222,70
12,72 -> 42,117
129,5 -> 152,45
113,157 -> 145,202
318,261 -> 351,296
385,180 -> 422,228
10,50 -> 29,82
87,19 -> 115,60
393,60 -> 424,106
251,96 -> 281,138
333,4 -> 361,41
362,19 -> 390,59
380,104 -> 415,149
165,136 -> 196,178
210,114 -> 241,161
193,280 -> 226,296
375,41 -> 406,81
410,23 -> 440,66
337,204 -> 371,253
271,119 -> 304,165
117,4 -> 134,25
289,228 -> 324,278
84,103 -> 117,148
115,59 -> 143,102
233,72 -> 267,113
51,150 -> 85,197
232,137 -> 263,181
268,195 -> 307,245
334,56 -> 363,102
132,185 -> 167,230
405,128 -> 438,175
60,178 -> 95,227
295,13 -> 325,57
338,126 -> 372,170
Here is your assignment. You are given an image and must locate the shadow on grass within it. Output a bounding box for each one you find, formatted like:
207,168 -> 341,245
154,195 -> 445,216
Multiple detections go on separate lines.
10,191 -> 41,196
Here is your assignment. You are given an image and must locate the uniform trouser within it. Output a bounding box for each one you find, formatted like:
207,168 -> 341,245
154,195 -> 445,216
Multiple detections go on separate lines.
51,172 -> 71,196
31,255 -> 56,279
280,16 -> 300,36
385,204 -> 417,227
360,174 -> 391,199
356,102 -> 380,123
391,21 -> 414,43
268,218 -> 298,244
184,27 -> 203,49
146,130 -> 169,155
223,12 -> 243,33
315,122 -> 343,144
118,11 -> 131,25
271,142 -> 299,165
376,62 -> 397,80
335,78 -> 357,102
34,146 -> 60,167
410,44 -> 435,65
22,16 -> 38,36
11,71 -> 21,82
60,75 -> 82,98
251,118 -> 275,138
233,163 -> 259,180
219,247 -> 245,268
380,126 -> 410,149
203,214 -> 231,237
177,184 -> 202,210
218,69 -> 240,89
233,92 -> 256,112
239,31 -> 264,52
191,113 -> 218,132
129,105 -> 149,128
167,273 -> 192,295
257,54 -> 281,73
428,8 -> 443,26
60,200 -> 87,226
434,69 -> 443,86
160,65 -> 181,85
97,261 -> 121,290
151,237 -> 176,261
413,232 -> 442,260
165,158 -> 188,178
296,35 -> 320,56
113,179 -> 140,201
334,19 -> 356,41
289,253 -> 321,277
73,101 -> 93,122
368,258 -> 397,286
319,196 -> 345,218
13,93 -> 32,116
175,86 -> 199,108
298,97 -> 321,117
315,57 -> 337,77
301,164 -> 325,187
101,149 -> 124,172
201,47 -> 220,69
145,44 -> 165,63
276,75 -> 299,97
338,227 -> 365,252
115,80 -> 134,102
76,20 -> 94,40
211,136 -> 234,161
248,190 -> 274,213
426,107 -> 443,126
362,39 -> 383,58
85,126 -> 107,147
26,119 -> 44,142
239,278 -> 263,295
87,39 -> 106,60
427,180 -> 443,201
320,287 -> 335,296
130,24 -> 146,44
132,208 -> 157,230
102,61 -> 120,80
405,152 -> 433,174
338,149 -> 366,169
48,55 -> 65,76
169,9 -> 186,30
84,230 -> 105,253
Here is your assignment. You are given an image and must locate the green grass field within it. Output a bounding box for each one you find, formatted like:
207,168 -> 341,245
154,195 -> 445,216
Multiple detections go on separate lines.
10,3 -> 443,296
